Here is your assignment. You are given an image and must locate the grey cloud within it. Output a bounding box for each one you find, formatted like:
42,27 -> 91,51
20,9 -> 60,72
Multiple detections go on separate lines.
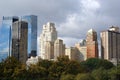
58,0 -> 120,39
0,0 -> 80,22
58,37 -> 80,47
0,0 -> 120,47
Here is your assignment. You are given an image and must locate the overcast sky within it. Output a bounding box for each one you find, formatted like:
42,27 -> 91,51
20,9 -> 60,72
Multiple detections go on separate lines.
0,0 -> 120,55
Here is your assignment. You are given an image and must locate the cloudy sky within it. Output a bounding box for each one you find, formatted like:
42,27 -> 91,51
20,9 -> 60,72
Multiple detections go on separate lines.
0,0 -> 120,55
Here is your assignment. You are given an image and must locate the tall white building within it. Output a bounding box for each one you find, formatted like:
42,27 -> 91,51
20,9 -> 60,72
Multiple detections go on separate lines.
39,22 -> 57,59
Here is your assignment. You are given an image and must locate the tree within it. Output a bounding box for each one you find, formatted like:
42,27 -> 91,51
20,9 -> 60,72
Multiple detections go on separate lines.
60,74 -> 75,80
12,64 -> 27,79
57,56 -> 69,63
81,58 -> 114,72
37,59 -> 53,69
92,67 -> 110,80
1,57 -> 22,79
48,62 -> 63,80
64,60 -> 84,75
108,65 -> 120,80
76,73 -> 95,80
0,62 -> 4,79
27,64 -> 48,79
48,56 -> 70,80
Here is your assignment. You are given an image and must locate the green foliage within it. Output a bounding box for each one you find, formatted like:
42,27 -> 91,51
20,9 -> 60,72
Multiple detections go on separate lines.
0,57 -> 22,79
92,67 -> 110,80
0,57 -> 117,80
60,74 -> 75,80
81,58 -> 114,72
37,59 -> 53,69
64,60 -> 84,75
48,62 -> 65,80
12,64 -> 28,80
57,56 -> 69,62
76,73 -> 95,80
108,65 -> 120,80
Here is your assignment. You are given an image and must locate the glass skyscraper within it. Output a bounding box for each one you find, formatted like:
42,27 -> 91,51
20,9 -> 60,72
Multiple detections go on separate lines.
22,15 -> 37,57
0,15 -> 37,61
0,16 -> 19,61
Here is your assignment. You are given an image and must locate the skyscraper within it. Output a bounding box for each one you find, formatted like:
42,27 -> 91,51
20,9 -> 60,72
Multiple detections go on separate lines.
101,26 -> 120,65
39,22 -> 57,59
2,16 -> 19,25
54,39 -> 65,60
22,15 -> 37,57
0,15 -> 37,61
86,29 -> 98,58
1,16 -> 19,57
12,21 -> 28,63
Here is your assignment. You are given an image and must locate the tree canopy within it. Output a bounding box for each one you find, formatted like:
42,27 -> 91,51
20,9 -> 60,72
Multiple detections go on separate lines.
0,56 -> 119,80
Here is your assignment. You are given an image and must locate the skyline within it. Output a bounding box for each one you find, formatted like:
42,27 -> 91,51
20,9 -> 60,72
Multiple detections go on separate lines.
0,0 -> 120,56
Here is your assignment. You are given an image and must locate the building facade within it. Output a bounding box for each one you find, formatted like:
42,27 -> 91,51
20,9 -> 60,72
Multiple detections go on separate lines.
75,39 -> 87,60
40,22 -> 57,59
2,16 -> 19,26
45,41 -> 54,60
54,39 -> 65,60
101,27 -> 120,65
26,56 -> 39,66
65,47 -> 78,60
86,29 -> 98,58
12,21 -> 28,63
0,15 -> 37,61
22,15 -> 37,57
1,16 -> 19,57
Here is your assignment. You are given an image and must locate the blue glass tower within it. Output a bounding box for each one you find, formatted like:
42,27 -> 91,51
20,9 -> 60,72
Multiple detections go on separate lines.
22,15 -> 37,57
0,15 -> 37,61
0,16 -> 19,61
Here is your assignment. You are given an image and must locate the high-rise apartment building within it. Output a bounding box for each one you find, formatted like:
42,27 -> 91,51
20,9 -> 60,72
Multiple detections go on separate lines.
54,39 -> 65,60
65,47 -> 78,60
86,29 -> 98,58
12,21 -> 28,63
40,22 -> 57,59
75,39 -> 87,60
45,41 -> 54,60
101,26 -> 120,65
22,15 -> 37,57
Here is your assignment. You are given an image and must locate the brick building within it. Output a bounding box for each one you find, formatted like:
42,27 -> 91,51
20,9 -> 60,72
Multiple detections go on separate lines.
86,29 -> 98,58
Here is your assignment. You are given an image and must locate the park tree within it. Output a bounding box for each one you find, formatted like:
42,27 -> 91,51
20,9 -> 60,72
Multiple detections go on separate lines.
27,64 -> 48,80
48,56 -> 70,80
63,60 -> 85,75
12,64 -> 27,79
92,67 -> 110,80
81,58 -> 114,72
48,62 -> 64,80
1,57 -> 22,79
37,59 -> 53,69
60,74 -> 75,80
76,73 -> 95,80
108,65 -> 120,80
